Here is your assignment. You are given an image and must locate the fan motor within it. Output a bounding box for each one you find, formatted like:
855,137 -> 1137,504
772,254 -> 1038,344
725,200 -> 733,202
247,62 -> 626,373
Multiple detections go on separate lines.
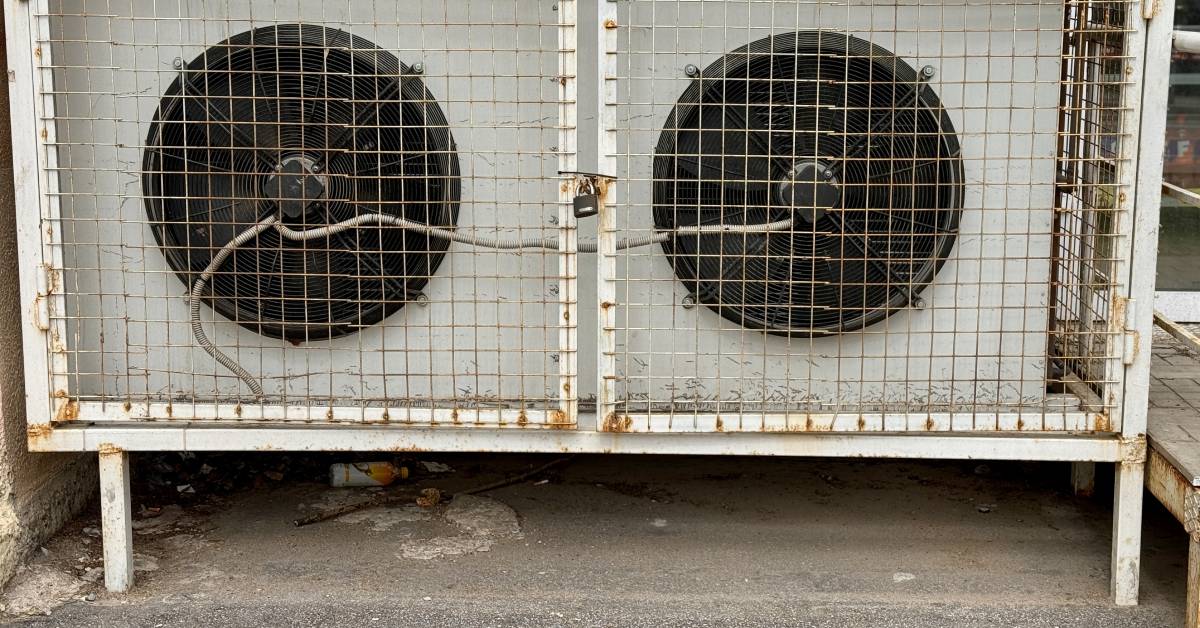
653,31 -> 964,336
143,24 -> 460,342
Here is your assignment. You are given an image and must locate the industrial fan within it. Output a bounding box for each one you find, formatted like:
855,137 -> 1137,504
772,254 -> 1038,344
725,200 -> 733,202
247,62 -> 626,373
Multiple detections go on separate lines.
143,23 -> 460,342
653,31 -> 964,336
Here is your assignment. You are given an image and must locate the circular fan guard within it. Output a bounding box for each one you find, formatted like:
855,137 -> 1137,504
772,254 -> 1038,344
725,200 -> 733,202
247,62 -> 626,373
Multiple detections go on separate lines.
653,31 -> 964,336
144,24 -> 460,341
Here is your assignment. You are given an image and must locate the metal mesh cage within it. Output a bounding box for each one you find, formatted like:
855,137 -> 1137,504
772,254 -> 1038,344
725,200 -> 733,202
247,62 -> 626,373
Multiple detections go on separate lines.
9,0 -> 1141,435
25,0 -> 580,426
595,0 -> 1134,433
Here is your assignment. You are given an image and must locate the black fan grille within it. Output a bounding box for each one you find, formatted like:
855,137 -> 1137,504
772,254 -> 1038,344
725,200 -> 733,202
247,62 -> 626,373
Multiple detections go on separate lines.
143,24 -> 460,341
653,31 -> 964,336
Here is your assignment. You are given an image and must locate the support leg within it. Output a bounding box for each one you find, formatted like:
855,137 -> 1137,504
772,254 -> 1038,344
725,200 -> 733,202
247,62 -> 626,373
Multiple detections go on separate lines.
1111,461 -> 1144,606
98,448 -> 133,593
1072,461 -> 1096,497
1188,533 -> 1200,628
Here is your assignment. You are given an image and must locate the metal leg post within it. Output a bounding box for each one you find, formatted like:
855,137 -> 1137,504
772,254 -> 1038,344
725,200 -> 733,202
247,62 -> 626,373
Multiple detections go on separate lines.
99,448 -> 134,593
1187,532 -> 1200,628
1111,461 -> 1144,606
1072,461 -> 1096,497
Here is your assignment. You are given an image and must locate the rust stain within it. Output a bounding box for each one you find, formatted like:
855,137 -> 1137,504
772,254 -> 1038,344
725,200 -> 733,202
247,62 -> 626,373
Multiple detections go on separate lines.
517,410 -> 529,427
924,417 -> 935,431
1094,413 -> 1112,433
26,423 -> 53,442
1016,418 -> 1025,431
547,410 -> 571,428
54,399 -> 79,422
386,444 -> 428,453
562,382 -> 571,394
122,400 -> 132,412
603,18 -> 618,29
715,417 -> 724,432
234,404 -> 243,417
805,417 -> 814,431
600,301 -> 615,310
856,417 -> 866,431
97,442 -> 123,456
601,413 -> 632,433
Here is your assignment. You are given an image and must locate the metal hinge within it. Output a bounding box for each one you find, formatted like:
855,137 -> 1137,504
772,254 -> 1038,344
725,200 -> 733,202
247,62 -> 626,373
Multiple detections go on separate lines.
1143,0 -> 1159,20
1120,296 -> 1139,366
32,264 -> 52,331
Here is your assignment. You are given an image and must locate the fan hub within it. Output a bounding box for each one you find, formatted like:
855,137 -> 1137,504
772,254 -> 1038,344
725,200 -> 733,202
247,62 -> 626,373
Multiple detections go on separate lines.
777,161 -> 839,223
263,156 -> 328,220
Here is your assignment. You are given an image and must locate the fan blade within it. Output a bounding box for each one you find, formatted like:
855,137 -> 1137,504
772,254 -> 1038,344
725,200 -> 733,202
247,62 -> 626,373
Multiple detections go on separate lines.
672,155 -> 772,193
178,82 -> 276,170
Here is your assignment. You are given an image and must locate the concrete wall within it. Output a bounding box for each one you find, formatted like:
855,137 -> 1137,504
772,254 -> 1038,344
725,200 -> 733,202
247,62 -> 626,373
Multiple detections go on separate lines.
0,13 -> 96,587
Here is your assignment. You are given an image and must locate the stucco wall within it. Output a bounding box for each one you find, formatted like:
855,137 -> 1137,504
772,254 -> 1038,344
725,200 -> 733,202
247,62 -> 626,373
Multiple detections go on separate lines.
0,12 -> 97,587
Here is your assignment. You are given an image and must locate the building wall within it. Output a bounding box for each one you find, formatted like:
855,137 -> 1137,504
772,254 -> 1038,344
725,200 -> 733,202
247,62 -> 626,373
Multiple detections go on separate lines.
0,13 -> 96,587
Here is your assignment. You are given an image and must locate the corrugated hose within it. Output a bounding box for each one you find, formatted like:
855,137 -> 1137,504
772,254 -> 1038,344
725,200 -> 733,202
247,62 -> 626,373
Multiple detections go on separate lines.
190,212 -> 796,396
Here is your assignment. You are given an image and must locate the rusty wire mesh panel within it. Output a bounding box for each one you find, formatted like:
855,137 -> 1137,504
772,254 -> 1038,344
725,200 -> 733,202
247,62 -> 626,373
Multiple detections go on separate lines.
1051,0 -> 1131,413
34,0 -> 577,425
599,0 -> 1132,432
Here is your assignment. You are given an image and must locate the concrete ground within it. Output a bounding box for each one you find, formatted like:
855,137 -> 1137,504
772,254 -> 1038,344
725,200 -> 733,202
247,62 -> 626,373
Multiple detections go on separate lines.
3,328 -> 1198,627
0,453 -> 1190,628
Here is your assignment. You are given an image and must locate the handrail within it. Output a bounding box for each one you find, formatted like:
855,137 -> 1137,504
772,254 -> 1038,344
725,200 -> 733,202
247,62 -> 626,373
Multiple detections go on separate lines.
1163,182 -> 1200,209
1155,310 -> 1200,355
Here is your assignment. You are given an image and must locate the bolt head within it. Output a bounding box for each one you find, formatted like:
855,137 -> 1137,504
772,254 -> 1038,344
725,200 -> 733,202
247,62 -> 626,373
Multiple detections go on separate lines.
921,65 -> 936,79
411,62 -> 425,75
684,64 -> 700,78
681,295 -> 697,309
172,57 -> 184,70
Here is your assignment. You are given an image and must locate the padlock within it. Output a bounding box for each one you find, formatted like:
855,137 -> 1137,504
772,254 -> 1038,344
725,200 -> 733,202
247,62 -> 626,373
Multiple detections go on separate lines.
573,182 -> 600,218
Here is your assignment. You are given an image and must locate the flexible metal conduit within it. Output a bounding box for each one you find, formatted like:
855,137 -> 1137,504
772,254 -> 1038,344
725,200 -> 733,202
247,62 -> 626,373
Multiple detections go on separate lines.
191,213 -> 796,395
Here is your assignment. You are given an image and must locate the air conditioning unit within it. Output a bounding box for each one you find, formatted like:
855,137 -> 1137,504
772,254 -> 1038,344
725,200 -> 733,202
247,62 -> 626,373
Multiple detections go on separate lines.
5,0 -> 1170,603
14,1 -> 580,427
599,2 -> 1075,431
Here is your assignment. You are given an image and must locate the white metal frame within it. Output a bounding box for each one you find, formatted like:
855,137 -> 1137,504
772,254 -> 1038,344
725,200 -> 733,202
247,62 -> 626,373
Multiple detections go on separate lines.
2,0 -> 1171,604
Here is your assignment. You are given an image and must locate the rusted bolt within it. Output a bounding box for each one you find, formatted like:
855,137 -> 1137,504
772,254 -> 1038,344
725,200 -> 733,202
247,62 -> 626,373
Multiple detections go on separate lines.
604,18 -> 618,29
684,64 -> 700,78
